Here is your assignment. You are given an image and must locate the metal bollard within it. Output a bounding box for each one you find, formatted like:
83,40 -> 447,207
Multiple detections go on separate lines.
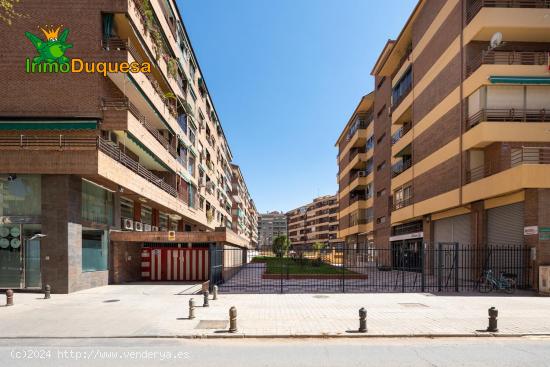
213,285 -> 218,300
44,284 -> 51,299
358,307 -> 367,333
5,289 -> 13,306
188,298 -> 196,319
487,307 -> 498,332
203,291 -> 210,307
229,306 -> 237,333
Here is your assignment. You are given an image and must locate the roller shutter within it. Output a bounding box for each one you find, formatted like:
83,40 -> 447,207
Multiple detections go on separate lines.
487,202 -> 524,246
433,214 -> 471,246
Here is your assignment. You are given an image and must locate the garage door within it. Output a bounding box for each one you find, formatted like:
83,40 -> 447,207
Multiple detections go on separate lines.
487,202 -> 524,245
141,247 -> 209,281
434,214 -> 471,246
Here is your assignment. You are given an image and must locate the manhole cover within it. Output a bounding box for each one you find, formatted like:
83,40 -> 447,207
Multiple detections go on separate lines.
195,320 -> 228,329
103,299 -> 120,303
398,303 -> 428,308
312,295 -> 330,299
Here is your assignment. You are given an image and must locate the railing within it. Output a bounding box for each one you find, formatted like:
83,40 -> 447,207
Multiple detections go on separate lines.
97,137 -> 177,197
0,135 -> 97,149
348,147 -> 366,163
391,158 -> 413,178
345,118 -> 370,142
467,0 -> 550,23
391,123 -> 412,146
466,108 -> 550,129
467,50 -> 549,76
102,98 -> 178,158
392,196 -> 413,211
102,37 -> 127,51
466,147 -> 550,183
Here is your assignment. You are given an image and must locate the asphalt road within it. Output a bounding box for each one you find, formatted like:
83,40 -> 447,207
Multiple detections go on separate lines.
1,337 -> 549,367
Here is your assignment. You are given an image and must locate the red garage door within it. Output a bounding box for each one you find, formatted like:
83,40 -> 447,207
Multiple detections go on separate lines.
141,247 -> 209,281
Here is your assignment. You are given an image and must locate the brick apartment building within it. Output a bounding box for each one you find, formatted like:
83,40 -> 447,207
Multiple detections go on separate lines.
230,164 -> 259,248
258,212 -> 287,250
336,0 -> 550,289
0,0 -> 256,292
286,194 -> 341,248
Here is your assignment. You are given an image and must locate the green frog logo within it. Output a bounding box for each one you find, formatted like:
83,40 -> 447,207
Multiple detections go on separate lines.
25,25 -> 73,65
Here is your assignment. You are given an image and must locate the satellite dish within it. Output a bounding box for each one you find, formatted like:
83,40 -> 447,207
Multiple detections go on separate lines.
490,32 -> 503,50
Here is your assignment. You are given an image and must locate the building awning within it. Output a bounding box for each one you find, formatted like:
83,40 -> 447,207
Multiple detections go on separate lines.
178,170 -> 192,183
126,132 -> 174,172
0,120 -> 98,130
490,76 -> 550,85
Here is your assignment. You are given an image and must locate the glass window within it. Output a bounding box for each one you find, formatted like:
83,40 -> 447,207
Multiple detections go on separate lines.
159,212 -> 169,230
82,229 -> 108,272
188,184 -> 196,208
81,180 -> 113,225
120,197 -> 134,219
0,174 -> 41,216
188,155 -> 195,177
141,205 -> 152,225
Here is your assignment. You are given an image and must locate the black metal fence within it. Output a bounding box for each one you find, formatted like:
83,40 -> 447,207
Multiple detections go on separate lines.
212,243 -> 532,294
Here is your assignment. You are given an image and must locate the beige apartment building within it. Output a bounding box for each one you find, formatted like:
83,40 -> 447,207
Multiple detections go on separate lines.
230,164 -> 259,248
286,195 -> 341,248
0,0 -> 255,292
337,0 -> 550,288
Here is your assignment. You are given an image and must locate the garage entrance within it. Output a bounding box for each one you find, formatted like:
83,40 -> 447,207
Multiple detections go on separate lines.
141,246 -> 209,281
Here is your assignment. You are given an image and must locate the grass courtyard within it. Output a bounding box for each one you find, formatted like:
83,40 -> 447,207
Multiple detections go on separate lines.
252,256 -> 356,275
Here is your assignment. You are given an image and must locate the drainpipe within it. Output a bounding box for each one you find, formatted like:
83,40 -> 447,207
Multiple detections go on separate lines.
459,0 -> 465,206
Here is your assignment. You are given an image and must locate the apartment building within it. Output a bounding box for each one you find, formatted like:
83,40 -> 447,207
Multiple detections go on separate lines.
230,164 -> 259,248
286,194 -> 341,248
258,212 -> 287,249
0,0 -> 254,292
337,0 -> 550,288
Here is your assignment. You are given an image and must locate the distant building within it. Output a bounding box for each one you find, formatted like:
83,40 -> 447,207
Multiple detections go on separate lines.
258,212 -> 287,249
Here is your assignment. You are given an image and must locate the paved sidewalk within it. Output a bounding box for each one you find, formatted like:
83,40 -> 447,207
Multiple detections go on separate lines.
0,284 -> 548,338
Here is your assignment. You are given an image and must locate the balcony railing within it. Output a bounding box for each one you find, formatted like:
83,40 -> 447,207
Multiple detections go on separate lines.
348,147 -> 366,163
391,158 -> 413,178
466,146 -> 550,183
467,0 -> 550,23
391,123 -> 412,146
102,98 -> 178,158
392,196 -> 413,211
467,50 -> 549,76
466,108 -> 550,129
0,135 -> 178,197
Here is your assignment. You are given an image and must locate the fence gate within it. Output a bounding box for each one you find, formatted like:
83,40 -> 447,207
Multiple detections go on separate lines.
213,244 -> 531,294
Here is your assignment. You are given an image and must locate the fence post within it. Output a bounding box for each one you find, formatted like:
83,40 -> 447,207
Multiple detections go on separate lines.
342,245 -> 346,293
437,242 -> 443,292
454,242 -> 459,292
421,242 -> 425,292
280,263 -> 283,294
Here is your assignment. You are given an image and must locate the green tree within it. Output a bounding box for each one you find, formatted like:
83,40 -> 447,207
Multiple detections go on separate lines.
312,242 -> 327,261
272,235 -> 290,258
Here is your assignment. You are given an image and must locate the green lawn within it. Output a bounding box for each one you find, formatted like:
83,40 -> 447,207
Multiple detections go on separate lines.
252,256 -> 355,275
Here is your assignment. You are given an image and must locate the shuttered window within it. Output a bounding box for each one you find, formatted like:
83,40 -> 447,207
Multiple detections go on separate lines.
487,203 -> 524,246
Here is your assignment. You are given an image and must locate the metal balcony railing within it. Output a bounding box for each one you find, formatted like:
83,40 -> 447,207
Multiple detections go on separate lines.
391,158 -> 413,178
466,147 -> 550,183
392,196 -> 413,211
467,50 -> 549,76
466,108 -> 550,129
467,0 -> 550,23
391,123 -> 412,146
102,98 -> 178,158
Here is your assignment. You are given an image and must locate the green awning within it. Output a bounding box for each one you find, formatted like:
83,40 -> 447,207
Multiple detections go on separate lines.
178,170 -> 191,183
189,146 -> 198,157
126,132 -> 174,172
490,76 -> 550,85
0,120 -> 97,130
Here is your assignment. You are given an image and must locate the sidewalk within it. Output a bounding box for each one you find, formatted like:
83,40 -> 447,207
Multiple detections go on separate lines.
0,284 -> 548,338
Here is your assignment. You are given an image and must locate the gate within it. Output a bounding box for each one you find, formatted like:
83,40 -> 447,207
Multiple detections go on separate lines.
141,247 -> 209,281
213,243 -> 531,293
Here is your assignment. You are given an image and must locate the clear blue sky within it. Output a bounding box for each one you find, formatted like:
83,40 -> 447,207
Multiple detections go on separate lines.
178,0 -> 418,213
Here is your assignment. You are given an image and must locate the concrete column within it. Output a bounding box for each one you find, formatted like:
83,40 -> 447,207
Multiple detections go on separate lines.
525,189 -> 550,291
470,201 -> 487,250
133,202 -> 141,222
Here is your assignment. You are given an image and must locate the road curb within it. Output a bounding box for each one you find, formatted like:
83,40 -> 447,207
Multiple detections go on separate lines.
0,333 -> 549,340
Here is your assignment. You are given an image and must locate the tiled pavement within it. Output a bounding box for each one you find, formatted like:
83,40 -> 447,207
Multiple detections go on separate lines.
0,284 -> 548,338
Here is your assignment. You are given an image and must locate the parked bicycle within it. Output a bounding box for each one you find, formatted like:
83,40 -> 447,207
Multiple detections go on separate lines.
479,269 -> 516,294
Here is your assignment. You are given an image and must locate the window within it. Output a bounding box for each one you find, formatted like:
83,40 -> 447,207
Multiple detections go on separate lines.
82,229 -> 108,272
376,216 -> 386,224
120,197 -> 133,219
159,212 -> 169,230
188,185 -> 196,209
377,161 -> 386,172
188,155 -> 195,177
81,180 -> 113,225
0,174 -> 41,216
392,66 -> 412,107
189,127 -> 196,146
177,114 -> 187,134
189,60 -> 196,81
141,205 -> 152,225
377,189 -> 386,198
377,133 -> 386,144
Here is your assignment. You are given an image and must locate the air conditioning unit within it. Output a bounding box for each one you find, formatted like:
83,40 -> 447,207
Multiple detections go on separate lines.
151,226 -> 159,232
144,224 -> 152,232
134,221 -> 143,232
358,171 -> 367,177
160,227 -> 168,232
539,266 -> 550,296
122,218 -> 133,231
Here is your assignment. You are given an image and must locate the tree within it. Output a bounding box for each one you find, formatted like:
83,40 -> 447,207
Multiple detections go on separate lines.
272,235 -> 290,258
312,242 -> 327,262
1,0 -> 25,25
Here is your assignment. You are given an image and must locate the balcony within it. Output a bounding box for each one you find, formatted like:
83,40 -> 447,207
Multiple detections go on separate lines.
391,157 -> 413,178
466,108 -> 550,129
466,146 -> 550,183
466,0 -> 550,24
391,122 -> 412,146
102,98 -> 177,158
467,50 -> 549,77
392,196 -> 413,211
0,135 -> 178,197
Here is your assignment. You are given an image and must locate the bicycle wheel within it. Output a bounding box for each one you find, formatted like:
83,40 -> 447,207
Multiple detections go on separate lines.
505,279 -> 516,294
479,277 -> 492,293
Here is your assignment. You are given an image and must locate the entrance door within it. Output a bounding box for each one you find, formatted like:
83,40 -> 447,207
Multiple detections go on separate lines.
0,225 -> 22,288
24,238 -> 41,288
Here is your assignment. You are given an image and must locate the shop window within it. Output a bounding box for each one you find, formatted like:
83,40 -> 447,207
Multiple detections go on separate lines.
82,229 -> 108,272
81,180 -> 113,225
120,197 -> 134,219
0,174 -> 41,216
141,205 -> 152,225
